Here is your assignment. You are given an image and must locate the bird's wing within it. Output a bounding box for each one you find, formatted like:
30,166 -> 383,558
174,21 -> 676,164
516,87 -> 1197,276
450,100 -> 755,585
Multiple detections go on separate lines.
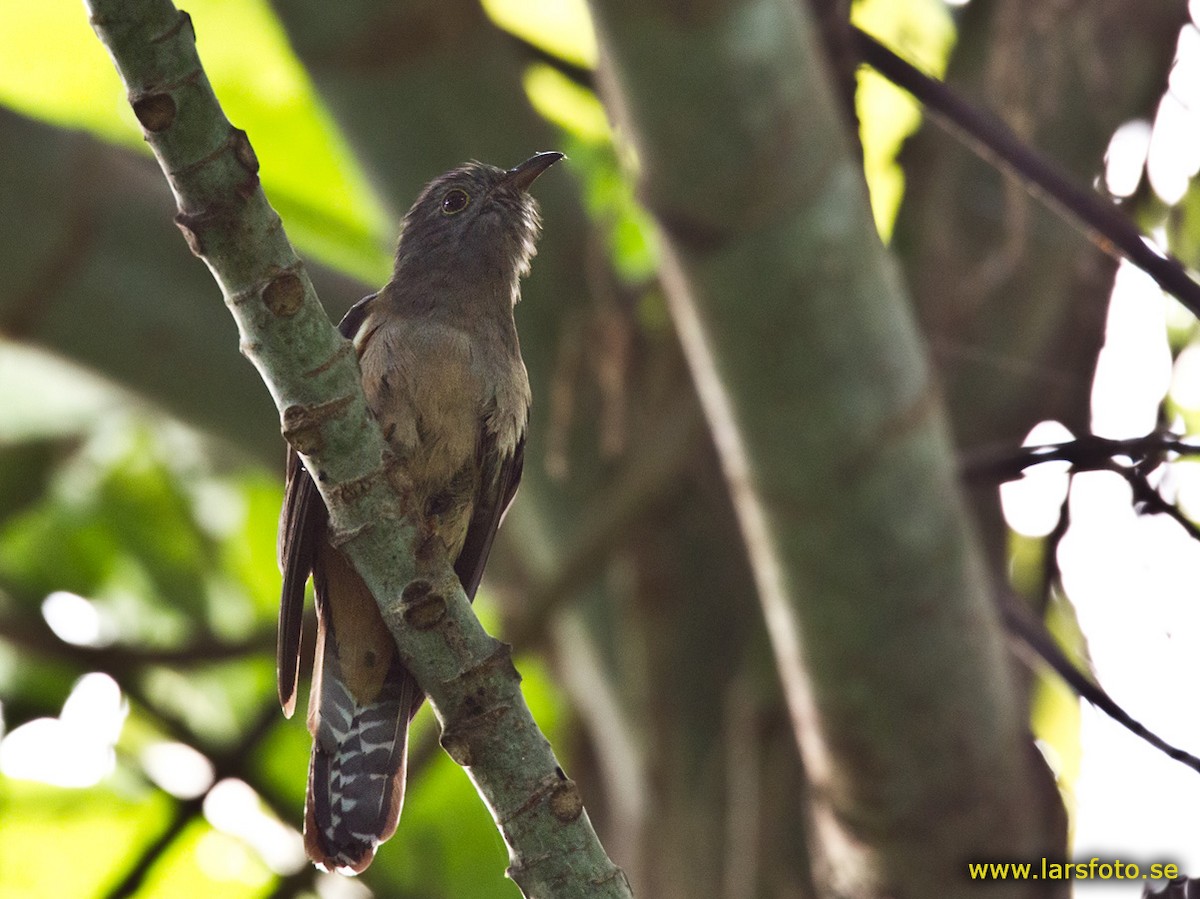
276,294 -> 378,716
454,421 -> 526,600
277,449 -> 323,718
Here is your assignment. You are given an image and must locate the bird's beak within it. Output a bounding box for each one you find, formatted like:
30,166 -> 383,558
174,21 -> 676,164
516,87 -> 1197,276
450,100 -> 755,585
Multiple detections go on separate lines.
504,151 -> 565,192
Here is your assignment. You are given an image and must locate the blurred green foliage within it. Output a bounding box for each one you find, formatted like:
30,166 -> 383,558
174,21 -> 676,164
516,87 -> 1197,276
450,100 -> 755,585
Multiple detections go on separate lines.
0,779 -> 175,899
0,0 -> 391,284
0,0 -> 986,896
0,352 -> 567,897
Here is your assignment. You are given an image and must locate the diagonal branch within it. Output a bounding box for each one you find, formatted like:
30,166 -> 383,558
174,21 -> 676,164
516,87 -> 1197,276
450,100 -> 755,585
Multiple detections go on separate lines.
0,612 -> 273,670
962,432 -> 1200,483
850,26 -> 1200,316
103,701 -> 286,899
85,2 -> 628,895
1001,591 -> 1200,776
503,24 -> 1200,316
967,431 -> 1200,774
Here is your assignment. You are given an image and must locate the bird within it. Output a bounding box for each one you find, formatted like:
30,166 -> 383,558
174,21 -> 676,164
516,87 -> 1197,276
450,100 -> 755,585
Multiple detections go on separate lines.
276,151 -> 563,874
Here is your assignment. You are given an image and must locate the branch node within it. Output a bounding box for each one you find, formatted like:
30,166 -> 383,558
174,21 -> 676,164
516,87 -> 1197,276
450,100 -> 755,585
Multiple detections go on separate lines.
168,123 -> 260,194
303,340 -> 354,378
591,867 -> 633,888
439,643 -> 522,766
501,770 -> 575,825
149,7 -> 190,44
131,92 -> 176,132
327,520 -> 372,548
280,395 -> 356,455
173,208 -> 210,256
400,580 -> 446,630
460,641 -> 520,687
440,703 -> 510,767
548,776 -> 584,823
439,729 -> 477,766
230,127 -> 259,174
262,270 -> 304,317
327,465 -> 384,504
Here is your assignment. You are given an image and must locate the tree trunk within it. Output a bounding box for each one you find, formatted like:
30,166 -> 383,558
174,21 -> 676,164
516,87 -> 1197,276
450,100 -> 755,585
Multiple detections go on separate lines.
586,0 -> 1050,895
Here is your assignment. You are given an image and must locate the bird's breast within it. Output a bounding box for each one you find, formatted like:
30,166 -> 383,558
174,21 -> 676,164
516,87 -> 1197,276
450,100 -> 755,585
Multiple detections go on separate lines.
359,316 -> 481,489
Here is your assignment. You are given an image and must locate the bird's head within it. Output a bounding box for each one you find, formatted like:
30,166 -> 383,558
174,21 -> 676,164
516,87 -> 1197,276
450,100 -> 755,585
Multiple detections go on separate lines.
392,152 -> 564,304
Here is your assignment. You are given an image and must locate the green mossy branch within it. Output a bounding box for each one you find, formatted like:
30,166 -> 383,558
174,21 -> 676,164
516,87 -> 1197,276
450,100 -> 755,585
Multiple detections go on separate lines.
86,1 -> 629,895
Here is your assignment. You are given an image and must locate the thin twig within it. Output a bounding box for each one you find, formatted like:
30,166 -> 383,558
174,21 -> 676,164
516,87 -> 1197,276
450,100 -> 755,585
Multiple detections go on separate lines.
1115,464 -> 1200,543
1038,482 -> 1072,618
983,436 -> 1200,775
103,701 -> 285,899
503,25 -> 1200,315
0,613 -> 272,670
848,27 -> 1200,315
105,798 -> 200,899
1001,592 -> 1200,776
962,432 -> 1200,484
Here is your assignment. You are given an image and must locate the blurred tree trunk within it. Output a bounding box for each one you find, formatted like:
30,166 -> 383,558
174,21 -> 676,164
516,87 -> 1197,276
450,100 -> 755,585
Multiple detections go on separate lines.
893,0 -> 1188,569
586,0 -> 1057,895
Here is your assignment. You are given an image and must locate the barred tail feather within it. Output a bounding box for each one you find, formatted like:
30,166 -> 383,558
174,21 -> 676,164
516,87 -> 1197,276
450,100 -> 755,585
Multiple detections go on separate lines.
304,634 -> 417,874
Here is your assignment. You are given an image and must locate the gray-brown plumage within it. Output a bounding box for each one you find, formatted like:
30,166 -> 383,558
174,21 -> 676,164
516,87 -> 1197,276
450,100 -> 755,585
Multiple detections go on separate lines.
277,152 -> 562,874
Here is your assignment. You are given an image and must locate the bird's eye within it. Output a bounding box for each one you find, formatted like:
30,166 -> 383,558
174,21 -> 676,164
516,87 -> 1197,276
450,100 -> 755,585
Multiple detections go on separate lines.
441,189 -> 470,215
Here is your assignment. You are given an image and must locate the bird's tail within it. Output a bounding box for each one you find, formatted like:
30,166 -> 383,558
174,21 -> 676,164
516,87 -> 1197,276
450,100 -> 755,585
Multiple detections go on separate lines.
304,547 -> 421,874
